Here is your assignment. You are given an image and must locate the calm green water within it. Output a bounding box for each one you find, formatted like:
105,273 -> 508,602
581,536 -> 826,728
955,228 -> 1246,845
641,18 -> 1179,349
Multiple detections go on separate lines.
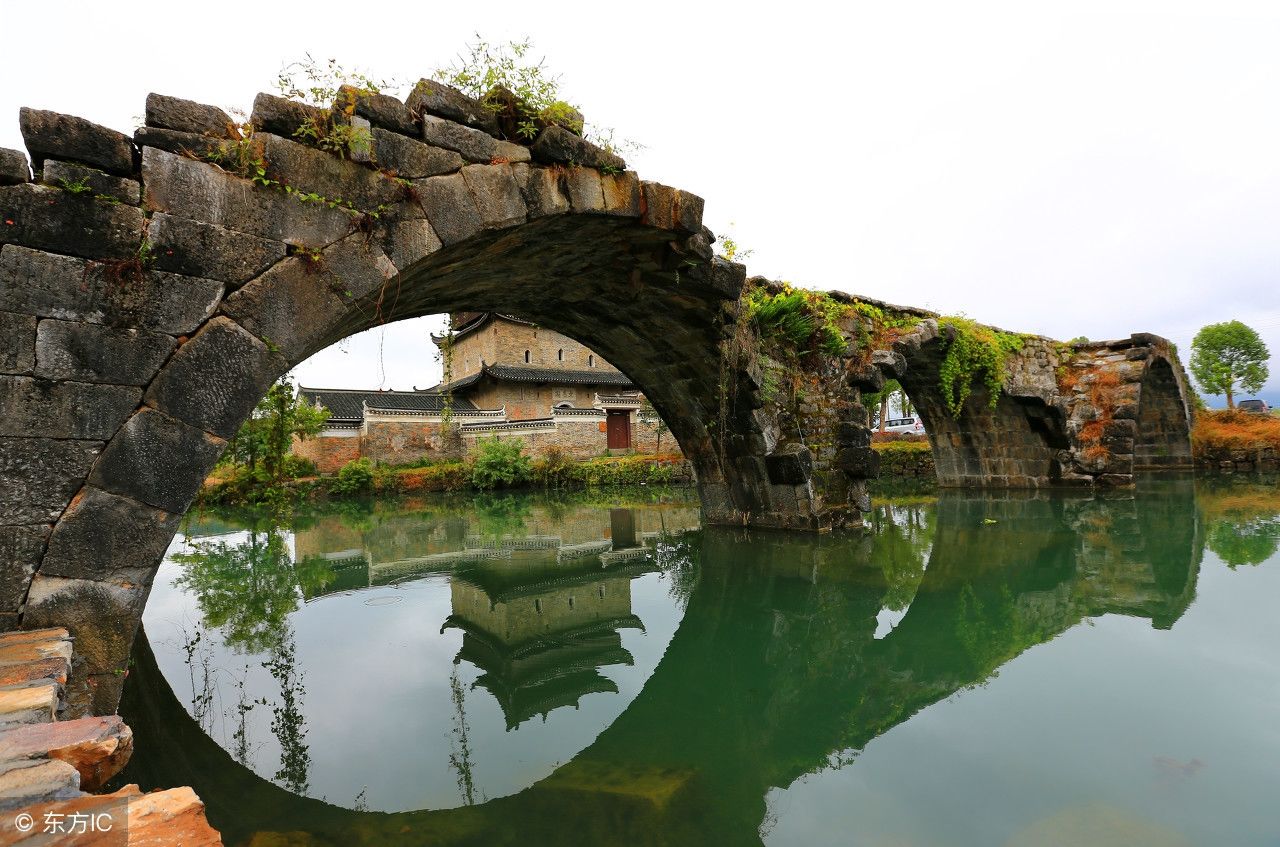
113,479 -> 1280,846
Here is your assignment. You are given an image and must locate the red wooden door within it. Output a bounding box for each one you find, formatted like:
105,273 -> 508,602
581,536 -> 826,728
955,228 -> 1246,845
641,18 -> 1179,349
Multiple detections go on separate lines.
606,411 -> 631,449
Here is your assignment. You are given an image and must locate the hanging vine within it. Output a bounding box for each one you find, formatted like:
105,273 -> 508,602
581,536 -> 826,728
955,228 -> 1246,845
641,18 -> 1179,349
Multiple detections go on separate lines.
937,317 -> 1027,416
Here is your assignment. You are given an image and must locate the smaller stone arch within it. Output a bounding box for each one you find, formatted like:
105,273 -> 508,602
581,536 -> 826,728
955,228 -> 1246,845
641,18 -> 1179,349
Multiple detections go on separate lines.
1132,351 -> 1194,470
868,323 -> 1195,488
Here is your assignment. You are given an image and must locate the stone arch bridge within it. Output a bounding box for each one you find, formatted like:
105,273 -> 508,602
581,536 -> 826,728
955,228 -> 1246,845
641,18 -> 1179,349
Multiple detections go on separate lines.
0,80 -> 1193,704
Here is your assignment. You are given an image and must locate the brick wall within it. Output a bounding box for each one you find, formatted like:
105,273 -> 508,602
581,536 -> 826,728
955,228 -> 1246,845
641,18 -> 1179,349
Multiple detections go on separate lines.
468,382 -> 598,421
293,432 -> 361,474
360,419 -> 455,465
446,316 -> 622,378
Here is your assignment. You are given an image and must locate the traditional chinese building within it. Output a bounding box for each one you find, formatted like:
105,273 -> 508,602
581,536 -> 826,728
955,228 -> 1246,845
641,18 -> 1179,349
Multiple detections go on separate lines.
293,313 -> 676,473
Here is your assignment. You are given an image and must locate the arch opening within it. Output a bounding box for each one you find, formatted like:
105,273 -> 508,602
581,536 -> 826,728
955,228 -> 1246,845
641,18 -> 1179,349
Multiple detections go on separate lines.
1134,356 -> 1194,470
895,339 -> 1070,488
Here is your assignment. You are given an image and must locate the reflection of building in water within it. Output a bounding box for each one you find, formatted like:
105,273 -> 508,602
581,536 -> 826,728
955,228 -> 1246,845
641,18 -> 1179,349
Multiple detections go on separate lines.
291,502 -> 695,727
292,502 -> 698,601
444,569 -> 647,731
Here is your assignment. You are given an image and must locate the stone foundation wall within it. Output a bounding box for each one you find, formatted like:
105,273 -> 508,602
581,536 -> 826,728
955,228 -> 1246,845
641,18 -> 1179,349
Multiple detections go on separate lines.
873,444 -> 937,478
293,432 -> 361,474
292,410 -> 684,471
1194,447 -> 1279,473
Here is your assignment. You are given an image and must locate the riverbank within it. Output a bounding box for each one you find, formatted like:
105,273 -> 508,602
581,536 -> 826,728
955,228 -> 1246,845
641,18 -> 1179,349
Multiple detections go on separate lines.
869,411 -> 1280,479
872,438 -> 936,479
201,451 -> 693,507
1192,410 -> 1280,472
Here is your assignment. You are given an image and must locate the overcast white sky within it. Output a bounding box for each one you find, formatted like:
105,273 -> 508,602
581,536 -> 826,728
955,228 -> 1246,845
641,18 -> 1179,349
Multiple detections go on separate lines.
4,1 -> 1277,402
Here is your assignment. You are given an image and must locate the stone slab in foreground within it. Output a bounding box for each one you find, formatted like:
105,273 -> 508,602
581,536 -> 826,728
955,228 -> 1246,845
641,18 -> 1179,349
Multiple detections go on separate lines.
0,628 -> 223,841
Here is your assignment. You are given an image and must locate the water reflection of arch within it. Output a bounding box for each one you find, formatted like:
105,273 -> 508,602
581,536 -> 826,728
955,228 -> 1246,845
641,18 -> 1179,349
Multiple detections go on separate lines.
116,483 -> 1205,846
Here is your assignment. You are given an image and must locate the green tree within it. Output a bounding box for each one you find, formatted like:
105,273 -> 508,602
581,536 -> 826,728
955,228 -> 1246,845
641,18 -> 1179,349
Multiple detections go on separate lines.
639,397 -> 670,452
172,530 -> 333,654
1189,320 -> 1270,408
225,378 -> 330,484
469,437 -> 532,489
866,379 -> 911,431
1207,514 -> 1280,568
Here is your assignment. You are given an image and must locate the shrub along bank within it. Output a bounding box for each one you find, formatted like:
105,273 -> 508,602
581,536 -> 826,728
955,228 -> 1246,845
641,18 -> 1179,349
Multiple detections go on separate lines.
202,437 -> 691,506
872,439 -> 935,479
1193,410 -> 1280,472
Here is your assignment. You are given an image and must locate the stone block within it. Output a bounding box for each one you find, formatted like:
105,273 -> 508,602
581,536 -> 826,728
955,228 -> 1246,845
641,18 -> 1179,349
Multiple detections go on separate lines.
0,312 -> 35,375
372,128 -> 463,178
492,140 -> 532,163
260,133 -> 407,215
406,79 -> 500,135
250,91 -> 326,139
836,422 -> 873,447
530,125 -> 625,170
34,320 -> 175,385
706,258 -> 747,300
146,317 -> 285,438
0,376 -> 139,440
141,147 -> 353,246
376,218 -> 442,273
148,212 -> 285,286
221,236 -> 397,364
461,164 -> 526,229
88,408 -> 225,515
871,349 -> 907,379
420,115 -> 498,163
1097,473 -> 1134,487
40,486 -> 179,584
563,166 -> 605,213
0,632 -> 71,665
0,525 -> 48,613
765,444 -> 813,484
132,126 -> 226,159
0,184 -> 144,261
848,365 -> 884,393
0,683 -> 58,725
41,160 -> 140,205
836,446 -> 881,477
335,85 -> 417,136
0,758 -> 81,807
0,656 -> 69,689
0,439 -> 100,524
18,108 -> 134,176
600,171 -> 642,217
0,245 -> 223,335
145,93 -> 233,136
0,149 -> 29,185
0,712 -> 132,791
512,163 -> 569,218
0,784 -> 222,845
413,172 -> 483,245
641,182 -> 704,234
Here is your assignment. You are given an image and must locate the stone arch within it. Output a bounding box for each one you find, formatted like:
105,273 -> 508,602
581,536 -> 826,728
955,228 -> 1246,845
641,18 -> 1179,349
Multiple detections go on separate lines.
0,83 -> 1196,712
1,88 -> 817,706
870,322 -> 1195,488
886,321 -> 1071,487
1133,353 -> 1194,470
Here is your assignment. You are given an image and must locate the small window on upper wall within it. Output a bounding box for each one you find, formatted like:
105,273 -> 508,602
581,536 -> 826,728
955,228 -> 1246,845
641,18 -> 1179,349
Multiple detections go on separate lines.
588,355 -> 595,367
525,350 -> 530,363
558,349 -> 563,361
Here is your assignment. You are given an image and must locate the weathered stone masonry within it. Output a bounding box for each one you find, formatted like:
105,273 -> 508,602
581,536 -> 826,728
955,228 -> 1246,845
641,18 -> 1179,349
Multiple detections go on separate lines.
0,76 -> 1193,714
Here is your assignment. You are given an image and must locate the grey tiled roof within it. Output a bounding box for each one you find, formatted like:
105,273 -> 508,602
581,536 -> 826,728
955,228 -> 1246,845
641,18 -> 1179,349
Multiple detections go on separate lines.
483,364 -> 635,386
299,388 -> 476,423
434,364 -> 635,393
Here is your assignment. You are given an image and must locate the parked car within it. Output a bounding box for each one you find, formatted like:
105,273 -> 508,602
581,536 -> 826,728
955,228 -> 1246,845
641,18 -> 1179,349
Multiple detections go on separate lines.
882,416 -> 926,435
1238,399 -> 1271,415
